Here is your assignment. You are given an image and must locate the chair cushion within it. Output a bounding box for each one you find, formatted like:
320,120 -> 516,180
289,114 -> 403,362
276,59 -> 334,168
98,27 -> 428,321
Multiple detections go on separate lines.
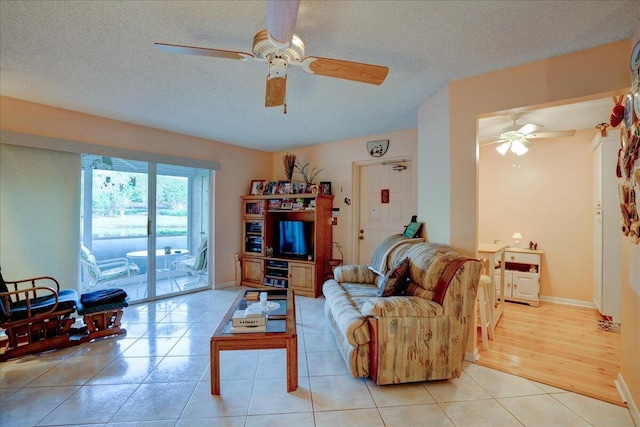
377,257 -> 410,297
194,237 -> 208,270
81,288 -> 128,306
2,289 -> 78,322
98,265 -> 140,282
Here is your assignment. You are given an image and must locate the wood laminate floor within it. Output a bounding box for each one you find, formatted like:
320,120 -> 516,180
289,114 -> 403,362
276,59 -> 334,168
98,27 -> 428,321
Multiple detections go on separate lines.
476,300 -> 624,406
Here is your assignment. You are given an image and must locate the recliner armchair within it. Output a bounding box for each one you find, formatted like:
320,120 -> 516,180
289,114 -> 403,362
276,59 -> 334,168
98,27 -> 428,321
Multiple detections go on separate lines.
322,235 -> 482,385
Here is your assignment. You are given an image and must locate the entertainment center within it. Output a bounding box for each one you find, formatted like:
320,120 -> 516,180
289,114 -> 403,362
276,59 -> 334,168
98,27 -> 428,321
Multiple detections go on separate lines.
240,194 -> 333,297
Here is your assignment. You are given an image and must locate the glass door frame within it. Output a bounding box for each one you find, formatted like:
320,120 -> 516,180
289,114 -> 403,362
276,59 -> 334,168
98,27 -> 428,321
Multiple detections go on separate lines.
81,156 -> 212,303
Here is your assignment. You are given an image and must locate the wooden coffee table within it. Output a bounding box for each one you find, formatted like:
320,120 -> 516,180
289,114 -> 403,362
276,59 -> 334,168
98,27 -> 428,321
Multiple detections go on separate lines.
210,288 -> 297,395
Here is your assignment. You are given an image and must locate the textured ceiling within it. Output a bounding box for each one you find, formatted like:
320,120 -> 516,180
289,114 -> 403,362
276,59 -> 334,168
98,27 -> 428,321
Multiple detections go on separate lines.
1,1 -> 638,152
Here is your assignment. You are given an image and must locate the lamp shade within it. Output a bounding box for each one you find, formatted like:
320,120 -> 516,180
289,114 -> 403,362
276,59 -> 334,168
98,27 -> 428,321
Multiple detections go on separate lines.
512,232 -> 522,239
510,139 -> 528,156
496,142 -> 510,155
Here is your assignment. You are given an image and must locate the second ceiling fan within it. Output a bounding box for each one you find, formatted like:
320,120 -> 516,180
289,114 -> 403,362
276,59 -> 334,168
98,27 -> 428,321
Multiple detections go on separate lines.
482,113 -> 576,156
155,0 -> 389,111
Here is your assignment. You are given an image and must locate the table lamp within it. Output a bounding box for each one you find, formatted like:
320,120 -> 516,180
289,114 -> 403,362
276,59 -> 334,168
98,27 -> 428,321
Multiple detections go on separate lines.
512,232 -> 522,248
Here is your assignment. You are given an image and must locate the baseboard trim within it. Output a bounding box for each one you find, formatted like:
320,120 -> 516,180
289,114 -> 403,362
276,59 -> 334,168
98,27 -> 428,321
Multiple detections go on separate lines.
539,295 -> 596,309
615,373 -> 640,425
465,349 -> 479,363
213,281 -> 235,290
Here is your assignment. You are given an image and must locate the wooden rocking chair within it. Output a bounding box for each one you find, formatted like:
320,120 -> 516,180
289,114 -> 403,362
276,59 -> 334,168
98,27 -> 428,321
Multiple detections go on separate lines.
0,269 -> 80,361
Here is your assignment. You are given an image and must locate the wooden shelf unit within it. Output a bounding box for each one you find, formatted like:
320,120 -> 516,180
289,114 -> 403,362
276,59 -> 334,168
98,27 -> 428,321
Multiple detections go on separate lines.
240,194 -> 333,298
493,248 -> 543,307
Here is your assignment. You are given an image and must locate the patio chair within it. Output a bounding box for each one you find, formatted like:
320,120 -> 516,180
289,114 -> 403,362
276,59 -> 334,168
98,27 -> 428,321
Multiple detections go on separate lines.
0,267 -> 80,361
172,236 -> 208,289
80,244 -> 140,289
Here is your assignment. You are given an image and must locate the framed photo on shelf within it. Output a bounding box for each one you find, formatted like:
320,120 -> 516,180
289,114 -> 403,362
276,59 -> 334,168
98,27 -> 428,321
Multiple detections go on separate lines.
298,182 -> 306,194
320,181 -> 332,195
263,181 -> 276,195
276,180 -> 290,195
281,202 -> 293,210
250,179 -> 265,195
310,184 -> 319,195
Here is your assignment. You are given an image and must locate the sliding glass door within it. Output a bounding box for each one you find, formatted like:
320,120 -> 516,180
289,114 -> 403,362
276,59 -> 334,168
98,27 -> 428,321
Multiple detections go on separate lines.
154,163 -> 209,297
80,155 -> 210,302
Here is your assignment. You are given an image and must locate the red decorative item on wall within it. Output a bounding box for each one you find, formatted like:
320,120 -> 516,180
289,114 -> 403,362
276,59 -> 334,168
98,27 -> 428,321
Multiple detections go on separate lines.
381,189 -> 389,204
610,95 -> 625,127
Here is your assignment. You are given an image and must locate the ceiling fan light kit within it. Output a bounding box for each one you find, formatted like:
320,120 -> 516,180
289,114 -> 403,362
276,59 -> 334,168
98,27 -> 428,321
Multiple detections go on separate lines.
155,0 -> 388,112
487,113 -> 575,157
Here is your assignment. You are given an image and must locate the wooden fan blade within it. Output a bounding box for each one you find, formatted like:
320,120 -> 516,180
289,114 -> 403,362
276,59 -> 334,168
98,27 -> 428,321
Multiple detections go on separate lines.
529,130 -> 576,138
266,0 -> 300,45
155,42 -> 252,60
304,57 -> 389,85
265,76 -> 286,107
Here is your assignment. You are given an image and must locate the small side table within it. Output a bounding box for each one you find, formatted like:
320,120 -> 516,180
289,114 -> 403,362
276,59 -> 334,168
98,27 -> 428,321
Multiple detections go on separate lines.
325,259 -> 343,280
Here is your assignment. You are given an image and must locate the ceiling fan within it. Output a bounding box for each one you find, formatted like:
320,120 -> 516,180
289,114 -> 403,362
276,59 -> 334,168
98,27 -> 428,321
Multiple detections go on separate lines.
481,113 -> 576,156
155,0 -> 389,111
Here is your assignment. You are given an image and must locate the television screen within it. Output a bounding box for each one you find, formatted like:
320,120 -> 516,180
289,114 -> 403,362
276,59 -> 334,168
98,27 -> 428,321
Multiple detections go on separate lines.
277,220 -> 313,259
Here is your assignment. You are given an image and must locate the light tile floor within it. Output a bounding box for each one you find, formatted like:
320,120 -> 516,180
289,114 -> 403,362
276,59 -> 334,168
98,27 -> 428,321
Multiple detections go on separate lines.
0,287 -> 634,427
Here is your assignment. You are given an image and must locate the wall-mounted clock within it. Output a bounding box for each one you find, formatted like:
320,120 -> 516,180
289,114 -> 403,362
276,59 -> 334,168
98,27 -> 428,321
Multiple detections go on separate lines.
367,139 -> 389,157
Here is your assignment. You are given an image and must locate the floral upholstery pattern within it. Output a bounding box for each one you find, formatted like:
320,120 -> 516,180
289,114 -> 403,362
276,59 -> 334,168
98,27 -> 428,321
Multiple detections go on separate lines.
333,265 -> 376,284
322,241 -> 482,385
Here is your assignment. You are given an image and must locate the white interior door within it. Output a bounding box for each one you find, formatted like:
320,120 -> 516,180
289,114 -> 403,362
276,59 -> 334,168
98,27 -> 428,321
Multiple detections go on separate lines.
357,161 -> 413,265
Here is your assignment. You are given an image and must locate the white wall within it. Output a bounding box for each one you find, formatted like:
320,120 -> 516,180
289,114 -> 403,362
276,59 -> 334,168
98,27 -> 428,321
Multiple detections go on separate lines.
0,144 -> 80,288
418,85 -> 451,244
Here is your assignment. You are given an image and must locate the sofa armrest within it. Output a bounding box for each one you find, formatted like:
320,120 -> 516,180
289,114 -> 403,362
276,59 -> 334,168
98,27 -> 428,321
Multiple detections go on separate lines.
333,265 -> 377,284
361,296 -> 443,318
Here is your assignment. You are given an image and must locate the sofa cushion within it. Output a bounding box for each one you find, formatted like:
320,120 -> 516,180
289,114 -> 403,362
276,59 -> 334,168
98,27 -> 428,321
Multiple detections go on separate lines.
334,265 -> 376,284
377,257 -> 410,297
403,243 -> 466,295
362,296 -> 443,318
323,280 -> 377,346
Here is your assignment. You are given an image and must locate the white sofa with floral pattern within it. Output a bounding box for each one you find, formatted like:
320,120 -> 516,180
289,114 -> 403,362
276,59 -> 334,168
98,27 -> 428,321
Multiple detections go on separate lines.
322,238 -> 482,385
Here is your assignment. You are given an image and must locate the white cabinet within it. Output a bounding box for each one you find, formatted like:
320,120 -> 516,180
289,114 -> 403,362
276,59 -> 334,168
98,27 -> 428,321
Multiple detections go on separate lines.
494,249 -> 542,307
591,130 -> 621,323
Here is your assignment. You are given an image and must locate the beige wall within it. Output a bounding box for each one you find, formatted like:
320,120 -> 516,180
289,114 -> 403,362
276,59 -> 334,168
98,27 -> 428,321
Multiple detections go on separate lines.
417,38 -> 635,413
619,20 -> 640,424
0,96 -> 273,286
420,39 -> 630,257
479,129 -> 596,302
418,86 -> 451,244
272,128 -> 418,264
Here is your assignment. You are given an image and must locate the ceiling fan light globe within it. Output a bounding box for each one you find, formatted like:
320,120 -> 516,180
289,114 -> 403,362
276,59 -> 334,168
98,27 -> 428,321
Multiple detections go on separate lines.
496,142 -> 510,155
511,139 -> 528,155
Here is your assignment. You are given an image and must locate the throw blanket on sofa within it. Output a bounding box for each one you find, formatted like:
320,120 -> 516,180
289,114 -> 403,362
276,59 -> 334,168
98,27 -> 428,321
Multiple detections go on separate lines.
368,234 -> 424,276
